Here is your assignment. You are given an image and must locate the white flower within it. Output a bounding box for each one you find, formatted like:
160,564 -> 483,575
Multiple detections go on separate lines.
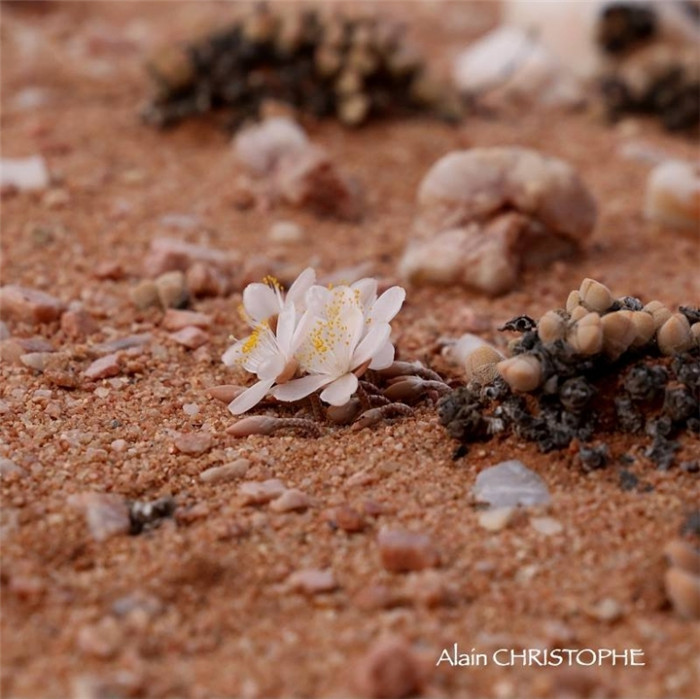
272,283 -> 405,407
222,304 -> 312,415
240,267 -> 316,326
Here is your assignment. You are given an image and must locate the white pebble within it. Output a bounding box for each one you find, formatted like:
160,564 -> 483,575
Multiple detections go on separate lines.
182,402 -> 200,416
473,460 -> 551,508
645,159 -> 700,230
1,155 -> 50,191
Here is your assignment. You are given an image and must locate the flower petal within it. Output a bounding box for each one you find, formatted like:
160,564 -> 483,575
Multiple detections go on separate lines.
304,285 -> 332,315
351,277 -> 377,309
352,323 -> 391,369
320,373 -> 359,406
258,353 -> 286,381
275,304 -> 296,353
228,377 -> 276,415
286,268 -> 316,308
369,340 -> 395,370
243,284 -> 281,324
272,373 -> 331,402
369,286 -> 406,325
222,338 -> 246,366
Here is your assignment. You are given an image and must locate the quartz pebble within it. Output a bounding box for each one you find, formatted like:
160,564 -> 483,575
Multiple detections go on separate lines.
84,353 -> 121,380
92,334 -> 151,355
665,566 -> 700,619
269,220 -> 303,243
378,528 -> 439,572
269,489 -> 314,512
69,492 -> 131,542
452,26 -> 583,108
0,285 -> 66,324
478,506 -> 515,531
239,479 -> 286,505
588,597 -> 623,622
530,516 -> 563,536
1,155 -> 50,191
130,280 -> 160,309
186,262 -> 231,297
20,352 -> 53,372
169,326 -> 208,349
645,160 -> 700,230
161,308 -> 212,331
354,636 -> 423,699
400,148 -> 596,295
199,458 -> 250,484
173,431 -> 213,455
233,116 -> 309,175
287,568 -> 338,594
473,460 -> 551,508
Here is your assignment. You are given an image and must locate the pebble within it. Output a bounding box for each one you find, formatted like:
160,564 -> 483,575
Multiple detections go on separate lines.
93,261 -> 124,280
155,270 -> 189,309
182,402 -> 199,416
60,308 -> 97,339
645,160 -> 700,230
173,431 -> 213,455
69,492 -> 131,542
0,321 -> 8,340
274,145 -> 364,221
144,237 -> 238,278
92,334 -> 151,355
161,308 -> 212,331
473,460 -> 551,509
0,457 -> 27,477
0,285 -> 66,324
239,479 -> 286,505
185,262 -> 231,297
20,352 -> 54,371
530,516 -> 563,536
1,155 -> 50,191
664,567 -> 700,619
478,506 -> 516,531
330,505 -> 366,532
233,116 -> 309,175
169,326 -> 208,349
130,280 -> 160,309
199,458 -> 251,484
587,597 -> 623,622
377,528 -> 440,573
354,636 -> 423,699
287,568 -> 338,594
452,26 -> 583,107
269,220 -> 304,243
84,353 -> 121,380
269,488 -> 314,512
401,148 -> 596,295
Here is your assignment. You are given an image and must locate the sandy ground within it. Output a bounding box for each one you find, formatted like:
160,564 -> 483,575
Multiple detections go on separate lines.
1,2 -> 699,698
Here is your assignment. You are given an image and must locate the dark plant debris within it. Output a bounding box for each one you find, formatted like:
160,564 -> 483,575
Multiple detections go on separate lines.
142,4 -> 462,129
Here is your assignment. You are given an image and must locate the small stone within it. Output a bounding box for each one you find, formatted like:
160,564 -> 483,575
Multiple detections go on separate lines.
378,528 -> 439,573
239,479 -> 286,505
185,262 -> 231,297
199,458 -> 250,484
530,516 -> 563,536
478,506 -> 515,531
130,280 -> 160,309
60,309 -> 97,339
155,271 -> 188,309
1,155 -> 50,191
161,308 -> 212,331
69,492 -> 130,542
0,321 -> 9,340
331,505 -> 366,533
144,237 -> 238,278
473,460 -> 551,509
269,220 -> 303,243
42,188 -> 70,209
93,261 -> 124,280
233,116 -> 308,175
588,597 -> 623,622
92,334 -> 151,355
0,285 -> 66,324
269,489 -> 314,512
354,636 -> 423,699
19,352 -> 53,371
287,568 -> 338,594
665,567 -> 700,619
0,457 -> 27,477
84,353 -> 121,380
173,431 -> 213,455
645,159 -> 700,230
169,326 -> 208,349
